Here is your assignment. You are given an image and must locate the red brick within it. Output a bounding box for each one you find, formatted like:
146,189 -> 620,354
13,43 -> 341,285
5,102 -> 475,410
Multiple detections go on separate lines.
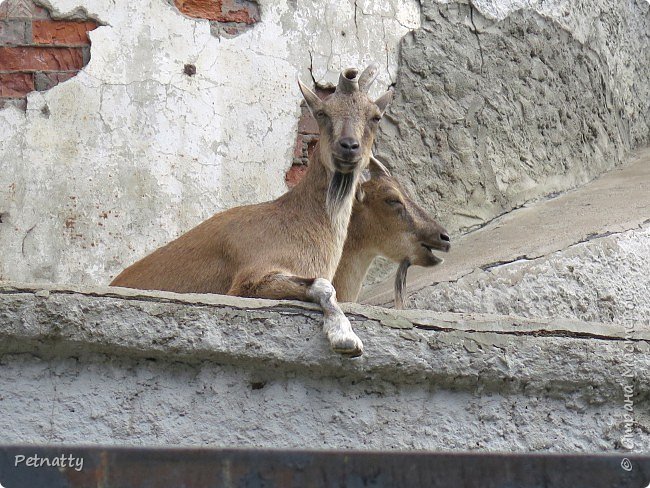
293,134 -> 303,158
0,0 -> 30,19
285,164 -> 308,188
0,2 -> 52,20
0,72 -> 34,97
298,113 -> 319,135
32,20 -> 98,45
31,5 -> 52,20
174,0 -> 259,24
0,46 -> 84,71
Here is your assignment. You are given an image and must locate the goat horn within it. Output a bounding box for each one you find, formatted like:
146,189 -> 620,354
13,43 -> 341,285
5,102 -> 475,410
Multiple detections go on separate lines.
369,155 -> 391,177
336,67 -> 360,94
358,63 -> 379,92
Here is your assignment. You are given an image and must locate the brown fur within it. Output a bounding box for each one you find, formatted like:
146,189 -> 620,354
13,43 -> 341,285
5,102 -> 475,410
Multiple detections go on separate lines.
333,172 -> 450,303
111,69 -> 393,307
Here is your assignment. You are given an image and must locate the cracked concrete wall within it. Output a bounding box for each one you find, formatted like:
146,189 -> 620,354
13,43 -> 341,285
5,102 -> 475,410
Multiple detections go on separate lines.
375,0 -> 649,236
363,0 -> 650,287
409,224 -> 650,327
0,0 -> 419,285
1,284 -> 648,451
1,0 -> 647,309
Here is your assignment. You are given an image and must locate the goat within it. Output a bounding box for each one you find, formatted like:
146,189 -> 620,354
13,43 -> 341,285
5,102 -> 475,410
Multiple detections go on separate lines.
333,157 -> 450,308
110,65 -> 393,357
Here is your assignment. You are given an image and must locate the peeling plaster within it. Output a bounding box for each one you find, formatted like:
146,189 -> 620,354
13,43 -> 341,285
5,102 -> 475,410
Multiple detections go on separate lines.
0,0 -> 421,285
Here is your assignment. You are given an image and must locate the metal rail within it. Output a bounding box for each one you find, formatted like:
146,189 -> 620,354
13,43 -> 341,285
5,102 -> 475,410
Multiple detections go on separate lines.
0,446 -> 648,487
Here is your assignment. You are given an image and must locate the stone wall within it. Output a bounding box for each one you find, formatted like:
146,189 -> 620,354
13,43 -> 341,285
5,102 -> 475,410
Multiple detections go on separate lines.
1,283 -> 647,451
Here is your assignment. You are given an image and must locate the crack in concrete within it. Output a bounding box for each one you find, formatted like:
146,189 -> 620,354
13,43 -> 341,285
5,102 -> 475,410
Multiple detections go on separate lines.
469,3 -> 484,75
21,225 -> 36,258
2,285 -> 644,343
410,220 -> 650,294
409,323 -> 643,342
353,0 -> 359,40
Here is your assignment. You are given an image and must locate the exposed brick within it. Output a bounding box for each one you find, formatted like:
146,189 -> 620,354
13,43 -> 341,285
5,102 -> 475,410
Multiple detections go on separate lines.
293,134 -> 303,158
298,112 -> 319,135
0,72 -> 34,97
0,46 -> 84,71
175,0 -> 259,24
285,164 -> 308,188
34,71 -> 75,91
0,20 -> 28,44
220,0 -> 259,23
32,20 -> 98,45
31,4 -> 52,20
0,1 -> 51,20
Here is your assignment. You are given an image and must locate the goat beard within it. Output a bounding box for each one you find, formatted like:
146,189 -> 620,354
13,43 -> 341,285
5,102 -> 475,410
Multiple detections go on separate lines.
326,170 -> 355,217
394,258 -> 411,309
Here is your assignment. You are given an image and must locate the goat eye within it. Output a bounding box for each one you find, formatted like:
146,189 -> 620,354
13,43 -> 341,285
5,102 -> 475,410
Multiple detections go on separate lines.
371,115 -> 382,123
385,199 -> 403,207
315,110 -> 327,119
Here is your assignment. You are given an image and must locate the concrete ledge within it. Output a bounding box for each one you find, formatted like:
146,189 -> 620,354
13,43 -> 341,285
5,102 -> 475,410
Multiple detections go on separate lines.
1,282 -> 647,399
0,282 -> 646,451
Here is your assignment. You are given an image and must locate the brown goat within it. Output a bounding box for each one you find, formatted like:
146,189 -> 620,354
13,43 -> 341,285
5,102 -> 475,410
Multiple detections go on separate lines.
110,65 -> 392,357
333,158 -> 450,307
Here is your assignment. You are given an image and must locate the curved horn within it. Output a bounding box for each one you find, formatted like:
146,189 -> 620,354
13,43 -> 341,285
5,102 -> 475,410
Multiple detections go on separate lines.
336,67 -> 360,94
369,155 -> 391,177
358,63 -> 379,92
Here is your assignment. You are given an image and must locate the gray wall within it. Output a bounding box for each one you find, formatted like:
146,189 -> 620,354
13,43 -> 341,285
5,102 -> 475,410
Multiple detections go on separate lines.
0,284 -> 647,452
375,0 -> 650,235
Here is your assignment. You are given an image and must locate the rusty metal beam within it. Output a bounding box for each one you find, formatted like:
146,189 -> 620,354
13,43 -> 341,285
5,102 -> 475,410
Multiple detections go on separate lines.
0,446 -> 648,487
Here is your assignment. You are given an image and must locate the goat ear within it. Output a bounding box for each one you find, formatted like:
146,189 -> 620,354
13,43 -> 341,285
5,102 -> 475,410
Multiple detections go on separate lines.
374,88 -> 393,114
369,156 -> 391,178
358,63 -> 379,92
298,78 -> 322,114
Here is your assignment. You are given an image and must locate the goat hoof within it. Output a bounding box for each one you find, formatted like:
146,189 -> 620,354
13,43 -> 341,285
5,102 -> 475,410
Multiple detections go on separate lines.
330,333 -> 364,358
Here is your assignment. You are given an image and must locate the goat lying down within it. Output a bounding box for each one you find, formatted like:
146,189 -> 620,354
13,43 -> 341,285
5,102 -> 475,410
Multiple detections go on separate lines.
334,157 -> 450,308
111,65 -> 392,357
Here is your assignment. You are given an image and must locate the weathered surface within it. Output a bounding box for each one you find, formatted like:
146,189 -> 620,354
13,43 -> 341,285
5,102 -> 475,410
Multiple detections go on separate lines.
408,225 -> 650,326
1,446 -> 649,488
375,0 -> 650,236
361,147 -> 650,317
0,0 -> 419,286
1,0 -> 648,290
0,283 -> 647,451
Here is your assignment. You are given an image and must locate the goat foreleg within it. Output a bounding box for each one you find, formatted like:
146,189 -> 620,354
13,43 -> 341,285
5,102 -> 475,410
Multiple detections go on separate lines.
229,270 -> 363,357
306,278 -> 364,357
